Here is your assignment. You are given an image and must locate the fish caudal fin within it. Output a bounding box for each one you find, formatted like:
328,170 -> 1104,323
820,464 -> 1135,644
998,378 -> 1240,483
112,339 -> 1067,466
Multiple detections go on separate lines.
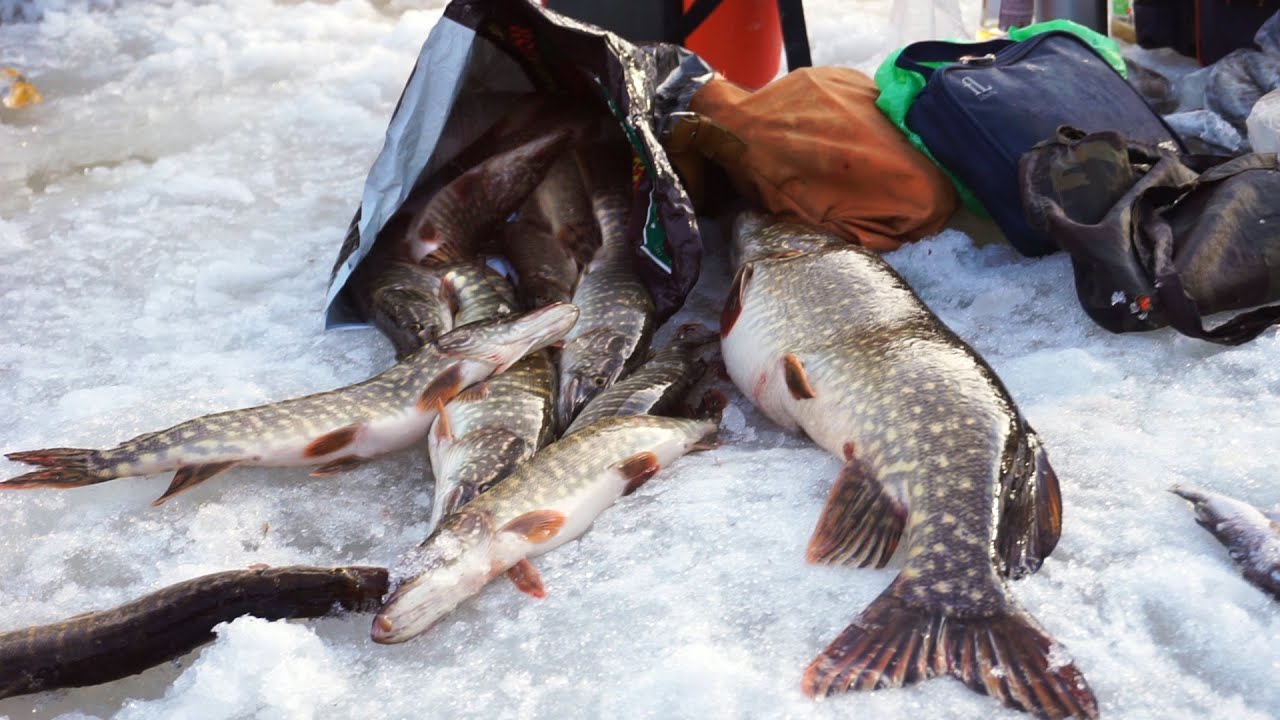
802,590 -> 1098,719
2,448 -> 106,489
806,457 -> 906,568
996,437 -> 1063,579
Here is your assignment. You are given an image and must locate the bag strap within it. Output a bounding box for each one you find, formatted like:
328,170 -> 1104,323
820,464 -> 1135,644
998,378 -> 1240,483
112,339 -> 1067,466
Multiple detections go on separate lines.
894,37 -> 1017,78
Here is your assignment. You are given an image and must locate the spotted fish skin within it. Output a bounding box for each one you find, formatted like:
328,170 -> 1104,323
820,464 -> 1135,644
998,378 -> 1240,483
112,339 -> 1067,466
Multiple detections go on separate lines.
347,255 -> 452,360
372,415 -> 718,644
532,153 -> 600,270
438,261 -> 519,327
426,265 -> 555,530
501,206 -> 580,309
556,146 -> 655,431
3,304 -> 579,505
1172,484 -> 1280,601
721,212 -> 1095,720
564,324 -> 719,436
402,128 -> 573,265
0,565 -> 387,700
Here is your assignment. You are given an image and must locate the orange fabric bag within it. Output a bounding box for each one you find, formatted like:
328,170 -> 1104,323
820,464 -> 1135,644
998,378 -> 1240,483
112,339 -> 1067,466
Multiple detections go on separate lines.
669,66 -> 957,251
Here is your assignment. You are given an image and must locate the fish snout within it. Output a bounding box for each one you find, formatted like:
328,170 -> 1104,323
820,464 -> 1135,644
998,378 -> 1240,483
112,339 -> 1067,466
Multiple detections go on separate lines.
439,303 -> 579,368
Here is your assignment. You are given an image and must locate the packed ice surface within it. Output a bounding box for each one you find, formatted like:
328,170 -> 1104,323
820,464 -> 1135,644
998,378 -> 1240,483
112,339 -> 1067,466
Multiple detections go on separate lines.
2,1 -> 1279,719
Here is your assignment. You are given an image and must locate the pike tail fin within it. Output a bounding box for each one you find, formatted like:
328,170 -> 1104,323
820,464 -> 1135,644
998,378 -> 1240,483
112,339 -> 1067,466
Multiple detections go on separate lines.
802,587 -> 1098,719
3,448 -> 107,489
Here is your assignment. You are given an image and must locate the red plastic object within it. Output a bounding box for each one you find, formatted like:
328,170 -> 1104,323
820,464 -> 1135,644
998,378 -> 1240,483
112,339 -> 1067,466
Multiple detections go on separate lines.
684,0 -> 782,90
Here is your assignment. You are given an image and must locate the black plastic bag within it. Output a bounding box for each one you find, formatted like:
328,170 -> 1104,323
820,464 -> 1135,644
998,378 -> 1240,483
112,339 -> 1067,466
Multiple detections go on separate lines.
323,0 -> 710,327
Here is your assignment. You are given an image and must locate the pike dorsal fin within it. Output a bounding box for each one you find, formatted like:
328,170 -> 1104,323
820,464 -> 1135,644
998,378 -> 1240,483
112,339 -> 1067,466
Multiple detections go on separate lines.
995,435 -> 1062,580
806,456 -> 906,568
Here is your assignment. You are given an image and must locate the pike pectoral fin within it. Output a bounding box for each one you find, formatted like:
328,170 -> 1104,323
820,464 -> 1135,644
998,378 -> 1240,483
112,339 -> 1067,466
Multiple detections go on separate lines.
453,383 -> 490,404
505,559 -> 547,598
310,456 -> 373,477
616,451 -> 660,496
3,448 -> 105,488
782,353 -> 816,400
152,461 -> 238,505
305,424 -> 360,458
996,442 -> 1063,580
802,589 -> 1099,720
417,365 -> 466,412
806,457 -> 905,568
431,400 -> 454,444
500,509 -> 566,543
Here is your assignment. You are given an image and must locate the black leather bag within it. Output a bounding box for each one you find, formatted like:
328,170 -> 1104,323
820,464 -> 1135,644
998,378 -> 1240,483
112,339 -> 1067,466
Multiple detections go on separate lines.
1020,127 -> 1280,345
897,31 -> 1184,257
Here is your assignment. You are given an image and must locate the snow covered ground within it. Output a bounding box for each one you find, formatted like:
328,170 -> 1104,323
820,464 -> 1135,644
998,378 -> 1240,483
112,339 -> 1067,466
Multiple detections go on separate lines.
1,0 -> 1278,718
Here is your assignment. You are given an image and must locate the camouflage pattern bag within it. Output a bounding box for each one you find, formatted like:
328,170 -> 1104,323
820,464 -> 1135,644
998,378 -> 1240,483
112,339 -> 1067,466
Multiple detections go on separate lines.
1020,126 -> 1280,344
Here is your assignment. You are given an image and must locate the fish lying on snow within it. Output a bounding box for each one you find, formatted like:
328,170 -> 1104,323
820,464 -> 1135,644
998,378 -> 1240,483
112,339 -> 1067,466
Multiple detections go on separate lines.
0,565 -> 387,700
1171,484 -> 1280,601
372,415 -> 718,644
425,262 -> 556,530
563,323 -> 720,436
3,303 -> 578,505
719,212 -> 1096,719
555,144 -> 656,431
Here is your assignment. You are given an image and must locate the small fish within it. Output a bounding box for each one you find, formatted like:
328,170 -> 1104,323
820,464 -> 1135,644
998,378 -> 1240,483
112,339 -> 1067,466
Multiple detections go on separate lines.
372,415 -> 718,644
426,263 -> 555,530
402,128 -> 573,265
0,565 -> 387,700
500,205 -> 580,309
564,323 -> 719,436
346,254 -> 452,359
720,212 -> 1096,719
555,144 -> 655,430
3,303 -> 579,505
1,67 -> 42,109
1171,484 -> 1280,601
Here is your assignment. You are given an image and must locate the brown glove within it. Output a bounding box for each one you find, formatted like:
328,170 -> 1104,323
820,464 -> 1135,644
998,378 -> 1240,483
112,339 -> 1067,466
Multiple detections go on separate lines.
667,66 -> 958,251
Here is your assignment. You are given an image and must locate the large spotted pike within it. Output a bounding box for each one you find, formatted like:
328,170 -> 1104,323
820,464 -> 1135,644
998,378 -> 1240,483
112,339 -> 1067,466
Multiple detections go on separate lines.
372,415 -> 717,644
425,262 -> 555,531
556,145 -> 655,431
1171,485 -> 1280,601
401,128 -> 573,265
500,205 -> 581,310
0,565 -> 387,700
563,323 -> 719,436
720,212 -> 1096,719
3,303 -> 579,505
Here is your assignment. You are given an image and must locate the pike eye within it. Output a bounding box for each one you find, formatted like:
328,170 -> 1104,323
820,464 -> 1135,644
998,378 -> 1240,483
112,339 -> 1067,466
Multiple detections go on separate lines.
593,377 -> 606,387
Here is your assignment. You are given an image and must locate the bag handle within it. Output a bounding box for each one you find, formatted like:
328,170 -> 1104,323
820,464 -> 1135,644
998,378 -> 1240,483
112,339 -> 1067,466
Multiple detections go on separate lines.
894,37 -> 1017,79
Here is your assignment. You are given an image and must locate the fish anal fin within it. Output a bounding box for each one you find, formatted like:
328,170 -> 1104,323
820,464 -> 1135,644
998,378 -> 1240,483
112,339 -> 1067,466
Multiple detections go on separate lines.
720,263 -> 753,338
500,509 -> 566,543
615,451 -> 660,496
417,365 -> 466,412
304,424 -> 360,458
153,461 -> 238,506
801,589 -> 1099,720
805,457 -> 905,568
310,455 -> 372,477
505,559 -> 547,599
996,438 -> 1063,580
782,353 -> 816,400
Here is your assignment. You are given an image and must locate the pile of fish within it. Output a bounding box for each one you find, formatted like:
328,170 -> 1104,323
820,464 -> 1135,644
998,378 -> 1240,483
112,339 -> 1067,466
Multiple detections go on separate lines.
2,90 -> 1277,719
1,95 -> 723,697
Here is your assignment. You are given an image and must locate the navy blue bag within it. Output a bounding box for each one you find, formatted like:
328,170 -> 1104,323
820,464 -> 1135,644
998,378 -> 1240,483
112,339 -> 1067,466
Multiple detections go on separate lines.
897,30 -> 1186,257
